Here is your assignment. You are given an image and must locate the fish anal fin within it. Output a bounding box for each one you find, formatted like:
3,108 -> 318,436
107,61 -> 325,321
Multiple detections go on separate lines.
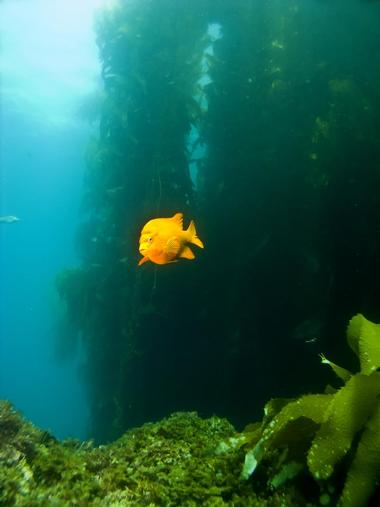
138,256 -> 150,266
180,246 -> 195,260
187,220 -> 204,249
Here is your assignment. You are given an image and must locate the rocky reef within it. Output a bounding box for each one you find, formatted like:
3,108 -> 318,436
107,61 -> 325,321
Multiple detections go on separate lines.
0,401 -> 302,506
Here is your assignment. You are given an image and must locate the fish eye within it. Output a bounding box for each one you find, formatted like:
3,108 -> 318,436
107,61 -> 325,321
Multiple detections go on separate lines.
148,237 -> 153,242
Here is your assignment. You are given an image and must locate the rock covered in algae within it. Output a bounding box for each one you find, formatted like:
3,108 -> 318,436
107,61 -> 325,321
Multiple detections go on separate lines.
241,314 -> 380,507
0,400 -> 305,506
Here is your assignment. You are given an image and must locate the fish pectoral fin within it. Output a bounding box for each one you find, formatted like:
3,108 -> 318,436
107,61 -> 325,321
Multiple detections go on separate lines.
165,237 -> 181,257
138,256 -> 150,266
180,246 -> 195,260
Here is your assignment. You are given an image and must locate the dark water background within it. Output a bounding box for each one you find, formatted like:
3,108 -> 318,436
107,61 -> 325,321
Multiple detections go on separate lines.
2,0 -> 380,443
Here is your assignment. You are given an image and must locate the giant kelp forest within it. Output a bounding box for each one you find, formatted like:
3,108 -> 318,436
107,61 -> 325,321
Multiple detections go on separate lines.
56,0 -> 380,447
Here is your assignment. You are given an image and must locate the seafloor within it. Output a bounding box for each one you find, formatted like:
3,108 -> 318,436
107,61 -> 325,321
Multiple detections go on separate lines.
0,400 -> 310,506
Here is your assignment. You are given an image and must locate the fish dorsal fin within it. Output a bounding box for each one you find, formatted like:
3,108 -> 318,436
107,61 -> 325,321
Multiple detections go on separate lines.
180,246 -> 195,260
165,236 -> 181,257
171,213 -> 183,227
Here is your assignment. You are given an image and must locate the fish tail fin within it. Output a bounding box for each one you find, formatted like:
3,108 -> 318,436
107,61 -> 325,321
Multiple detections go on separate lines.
187,220 -> 204,249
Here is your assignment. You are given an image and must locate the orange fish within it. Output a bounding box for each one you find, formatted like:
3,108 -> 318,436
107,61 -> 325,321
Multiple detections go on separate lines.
138,213 -> 204,266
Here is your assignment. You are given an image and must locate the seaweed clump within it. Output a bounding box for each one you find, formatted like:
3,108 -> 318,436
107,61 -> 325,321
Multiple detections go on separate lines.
241,314 -> 380,507
0,401 -> 305,506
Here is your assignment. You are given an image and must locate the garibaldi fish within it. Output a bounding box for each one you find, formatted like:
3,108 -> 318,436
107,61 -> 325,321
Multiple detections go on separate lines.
138,213 -> 204,266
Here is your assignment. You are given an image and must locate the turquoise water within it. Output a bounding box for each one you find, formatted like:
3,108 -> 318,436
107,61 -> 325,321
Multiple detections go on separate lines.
0,0 -> 102,439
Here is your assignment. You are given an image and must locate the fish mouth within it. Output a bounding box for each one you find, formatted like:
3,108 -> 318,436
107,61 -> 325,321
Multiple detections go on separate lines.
139,232 -> 154,255
139,244 -> 149,255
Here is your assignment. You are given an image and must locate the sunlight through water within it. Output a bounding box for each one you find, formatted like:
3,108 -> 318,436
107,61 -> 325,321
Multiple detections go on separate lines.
0,0 -> 106,127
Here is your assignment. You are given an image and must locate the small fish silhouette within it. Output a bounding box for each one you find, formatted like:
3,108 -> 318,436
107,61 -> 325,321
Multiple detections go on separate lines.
0,215 -> 20,224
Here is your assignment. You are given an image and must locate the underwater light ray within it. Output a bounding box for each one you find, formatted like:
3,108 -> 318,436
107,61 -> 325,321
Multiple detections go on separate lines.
0,0 -> 107,127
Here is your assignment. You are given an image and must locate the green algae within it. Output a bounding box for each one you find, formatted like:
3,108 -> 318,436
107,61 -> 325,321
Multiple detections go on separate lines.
347,313 -> 380,375
241,314 -> 380,507
0,401 -> 304,506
